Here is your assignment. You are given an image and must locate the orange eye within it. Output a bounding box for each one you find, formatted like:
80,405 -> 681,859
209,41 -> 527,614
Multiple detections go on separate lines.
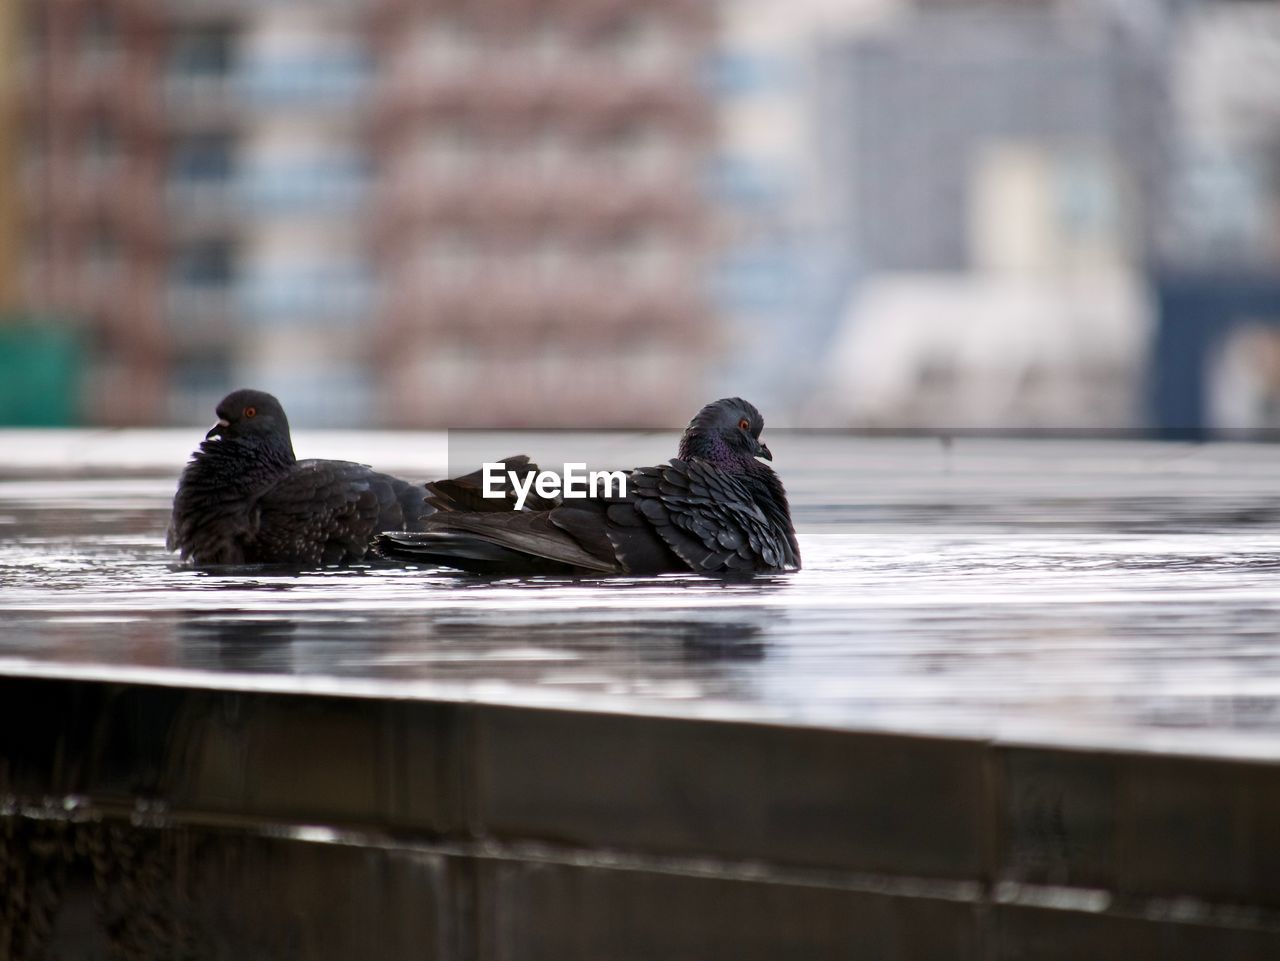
244,406 -> 256,418
738,418 -> 750,431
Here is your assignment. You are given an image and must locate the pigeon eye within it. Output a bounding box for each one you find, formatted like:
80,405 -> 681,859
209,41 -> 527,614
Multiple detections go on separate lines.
738,418 -> 750,431
244,407 -> 257,418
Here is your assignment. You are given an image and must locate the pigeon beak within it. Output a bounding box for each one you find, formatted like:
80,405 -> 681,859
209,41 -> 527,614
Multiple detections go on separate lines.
206,419 -> 230,441
757,441 -> 773,461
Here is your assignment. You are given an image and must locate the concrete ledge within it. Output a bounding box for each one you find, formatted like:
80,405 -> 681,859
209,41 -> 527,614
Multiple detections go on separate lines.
4,674 -> 1280,959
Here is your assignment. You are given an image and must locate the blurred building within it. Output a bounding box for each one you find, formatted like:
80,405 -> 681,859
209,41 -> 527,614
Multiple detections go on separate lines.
1152,1 -> 1280,432
19,0 -> 716,427
19,0 -> 1280,431
0,0 -> 19,311
705,0 -> 888,418
823,6 -> 1165,274
811,0 -> 1168,428
1163,0 -> 1280,271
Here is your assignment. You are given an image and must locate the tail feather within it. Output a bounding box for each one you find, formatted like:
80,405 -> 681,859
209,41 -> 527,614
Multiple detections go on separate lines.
377,530 -> 539,568
377,509 -> 619,574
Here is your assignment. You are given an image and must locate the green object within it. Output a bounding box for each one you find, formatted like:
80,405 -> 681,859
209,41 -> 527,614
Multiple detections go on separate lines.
0,321 -> 83,426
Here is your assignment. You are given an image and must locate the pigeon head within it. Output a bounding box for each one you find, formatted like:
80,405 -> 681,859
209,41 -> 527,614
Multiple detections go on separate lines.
205,389 -> 294,455
678,397 -> 772,466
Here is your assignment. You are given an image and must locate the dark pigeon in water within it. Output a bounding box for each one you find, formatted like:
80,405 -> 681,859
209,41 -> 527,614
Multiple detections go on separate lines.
376,397 -> 800,575
167,389 -> 540,567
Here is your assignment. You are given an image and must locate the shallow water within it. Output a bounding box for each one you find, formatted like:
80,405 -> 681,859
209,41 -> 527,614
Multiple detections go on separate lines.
3,431 -> 1280,758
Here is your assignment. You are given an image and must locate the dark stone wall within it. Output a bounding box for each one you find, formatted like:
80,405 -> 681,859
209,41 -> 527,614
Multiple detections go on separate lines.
3,676 -> 1280,960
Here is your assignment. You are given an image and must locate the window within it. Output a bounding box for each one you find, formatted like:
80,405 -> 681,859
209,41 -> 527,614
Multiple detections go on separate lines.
82,117 -> 119,176
82,8 -> 117,57
170,26 -> 236,77
170,134 -> 234,181
171,241 -> 234,287
413,17 -> 477,74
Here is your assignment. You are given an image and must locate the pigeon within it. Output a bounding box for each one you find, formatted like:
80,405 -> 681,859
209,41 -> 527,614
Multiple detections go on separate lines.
376,397 -> 800,575
167,388 -> 541,567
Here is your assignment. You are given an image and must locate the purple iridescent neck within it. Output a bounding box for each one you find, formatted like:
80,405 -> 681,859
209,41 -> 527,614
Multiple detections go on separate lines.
679,430 -> 757,472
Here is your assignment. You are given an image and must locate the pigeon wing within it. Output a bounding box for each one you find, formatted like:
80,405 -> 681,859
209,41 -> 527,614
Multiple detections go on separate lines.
250,461 -> 385,566
166,461 -> 256,565
630,459 -> 797,572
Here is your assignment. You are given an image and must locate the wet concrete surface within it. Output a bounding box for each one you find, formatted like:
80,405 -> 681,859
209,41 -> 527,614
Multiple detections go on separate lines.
2,431 -> 1280,757
4,431 -> 1280,959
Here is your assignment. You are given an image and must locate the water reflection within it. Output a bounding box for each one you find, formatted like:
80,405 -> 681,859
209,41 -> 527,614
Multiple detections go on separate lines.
177,617 -> 300,672
169,609 -> 771,698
